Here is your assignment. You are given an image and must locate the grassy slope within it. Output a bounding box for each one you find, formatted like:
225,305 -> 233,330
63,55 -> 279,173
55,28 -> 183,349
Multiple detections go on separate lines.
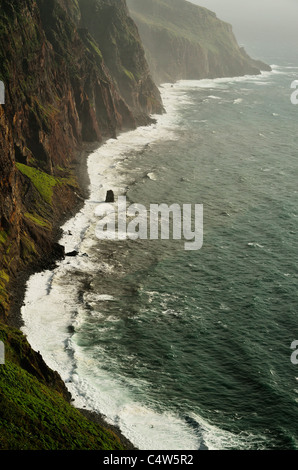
0,322 -> 126,450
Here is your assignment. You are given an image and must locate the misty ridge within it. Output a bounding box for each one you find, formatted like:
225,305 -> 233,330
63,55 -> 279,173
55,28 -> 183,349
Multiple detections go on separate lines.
126,0 -> 271,85
189,0 -> 298,47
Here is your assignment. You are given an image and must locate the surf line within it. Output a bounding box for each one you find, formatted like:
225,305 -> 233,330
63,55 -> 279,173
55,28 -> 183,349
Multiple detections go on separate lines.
95,196 -> 203,251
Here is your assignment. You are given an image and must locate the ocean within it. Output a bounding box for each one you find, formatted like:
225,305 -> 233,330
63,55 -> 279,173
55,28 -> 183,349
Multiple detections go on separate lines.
21,48 -> 298,450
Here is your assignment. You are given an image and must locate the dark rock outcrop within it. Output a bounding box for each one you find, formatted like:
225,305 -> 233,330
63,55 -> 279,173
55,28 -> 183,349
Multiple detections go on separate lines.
65,250 -> 79,257
105,190 -> 115,203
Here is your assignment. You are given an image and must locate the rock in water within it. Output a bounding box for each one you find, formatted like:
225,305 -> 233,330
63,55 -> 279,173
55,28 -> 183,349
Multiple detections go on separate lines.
105,190 -> 115,203
52,243 -> 65,260
65,250 -> 79,257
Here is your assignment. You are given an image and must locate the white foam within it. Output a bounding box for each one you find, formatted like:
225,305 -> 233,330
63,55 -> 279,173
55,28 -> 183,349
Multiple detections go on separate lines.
189,413 -> 267,450
63,358 -> 200,450
147,172 -> 157,181
272,64 -> 298,70
21,270 -> 79,375
84,293 -> 116,302
247,242 -> 264,249
175,69 -> 273,91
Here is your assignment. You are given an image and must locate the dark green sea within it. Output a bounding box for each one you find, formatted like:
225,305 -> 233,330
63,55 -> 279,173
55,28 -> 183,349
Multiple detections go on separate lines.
22,49 -> 298,450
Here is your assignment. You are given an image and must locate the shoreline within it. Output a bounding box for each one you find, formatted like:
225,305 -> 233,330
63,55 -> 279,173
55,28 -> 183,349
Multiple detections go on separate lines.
8,141 -> 96,330
78,408 -> 137,450
7,139 -> 138,450
13,83 -> 201,449
11,83 -> 197,450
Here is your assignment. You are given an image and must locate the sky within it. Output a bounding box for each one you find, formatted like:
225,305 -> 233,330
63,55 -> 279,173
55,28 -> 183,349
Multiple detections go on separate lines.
188,0 -> 298,59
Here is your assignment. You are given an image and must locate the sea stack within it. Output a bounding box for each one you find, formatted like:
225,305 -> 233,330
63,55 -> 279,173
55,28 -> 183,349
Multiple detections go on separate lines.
105,190 -> 115,203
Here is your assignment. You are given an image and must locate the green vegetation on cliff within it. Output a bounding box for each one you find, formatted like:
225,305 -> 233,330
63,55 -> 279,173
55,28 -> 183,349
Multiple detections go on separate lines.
127,0 -> 271,84
16,164 -> 60,205
0,323 -> 126,450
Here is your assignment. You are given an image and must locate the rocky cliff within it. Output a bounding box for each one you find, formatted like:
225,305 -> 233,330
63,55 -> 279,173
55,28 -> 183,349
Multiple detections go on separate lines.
127,0 -> 271,84
0,0 -> 161,450
0,0 -> 162,321
79,0 -> 163,121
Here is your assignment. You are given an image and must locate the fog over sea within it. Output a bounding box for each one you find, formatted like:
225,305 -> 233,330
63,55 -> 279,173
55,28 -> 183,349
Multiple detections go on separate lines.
21,45 -> 298,450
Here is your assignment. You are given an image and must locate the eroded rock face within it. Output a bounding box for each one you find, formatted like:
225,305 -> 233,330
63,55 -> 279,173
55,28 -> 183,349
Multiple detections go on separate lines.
127,0 -> 271,85
78,0 -> 164,121
0,0 -> 163,318
0,0 -> 158,448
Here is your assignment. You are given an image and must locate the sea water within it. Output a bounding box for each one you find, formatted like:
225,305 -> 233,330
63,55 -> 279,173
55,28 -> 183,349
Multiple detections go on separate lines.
21,50 -> 298,450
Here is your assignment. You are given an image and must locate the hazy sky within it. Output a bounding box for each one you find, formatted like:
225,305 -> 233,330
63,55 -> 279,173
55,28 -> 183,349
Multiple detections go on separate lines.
189,0 -> 298,49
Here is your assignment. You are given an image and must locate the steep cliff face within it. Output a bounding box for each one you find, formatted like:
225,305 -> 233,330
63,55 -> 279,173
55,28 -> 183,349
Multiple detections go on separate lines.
78,0 -> 163,120
0,0 -> 162,319
0,0 -> 160,450
127,0 -> 271,84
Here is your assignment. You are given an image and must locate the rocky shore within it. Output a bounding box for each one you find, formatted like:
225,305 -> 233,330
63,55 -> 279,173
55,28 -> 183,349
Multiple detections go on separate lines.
3,141 -> 137,450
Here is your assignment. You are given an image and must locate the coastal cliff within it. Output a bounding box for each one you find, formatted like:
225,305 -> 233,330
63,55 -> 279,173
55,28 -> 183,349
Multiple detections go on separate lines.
126,0 -> 271,84
0,0 -> 160,450
0,0 -> 162,321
